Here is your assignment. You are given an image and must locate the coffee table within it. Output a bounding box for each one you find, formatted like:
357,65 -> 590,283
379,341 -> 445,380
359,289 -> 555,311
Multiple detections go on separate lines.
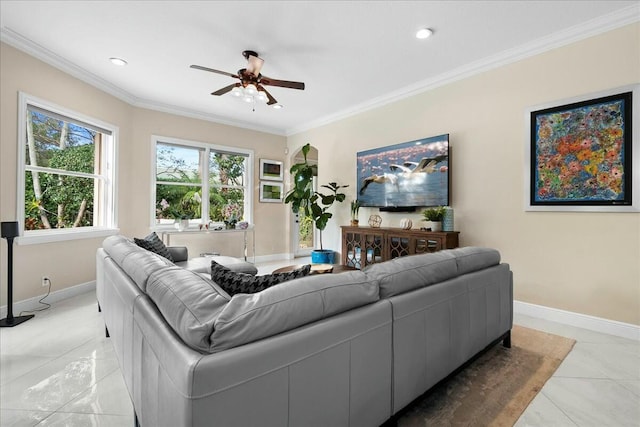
273,264 -> 356,274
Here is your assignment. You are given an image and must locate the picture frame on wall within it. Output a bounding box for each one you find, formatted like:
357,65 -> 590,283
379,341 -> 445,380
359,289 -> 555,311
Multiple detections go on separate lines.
525,84 -> 639,212
259,181 -> 284,203
259,159 -> 284,181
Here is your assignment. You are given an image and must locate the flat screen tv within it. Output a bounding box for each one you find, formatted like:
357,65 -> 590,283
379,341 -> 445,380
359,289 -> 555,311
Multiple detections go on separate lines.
356,134 -> 450,210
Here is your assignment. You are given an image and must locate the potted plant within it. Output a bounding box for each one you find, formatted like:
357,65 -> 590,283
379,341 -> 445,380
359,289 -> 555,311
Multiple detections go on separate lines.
421,206 -> 446,232
285,143 -> 348,264
350,200 -> 361,226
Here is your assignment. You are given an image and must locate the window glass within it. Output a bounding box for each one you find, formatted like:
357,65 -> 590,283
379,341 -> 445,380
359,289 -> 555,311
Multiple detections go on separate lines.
209,152 -> 246,222
153,139 -> 252,227
21,101 -> 114,234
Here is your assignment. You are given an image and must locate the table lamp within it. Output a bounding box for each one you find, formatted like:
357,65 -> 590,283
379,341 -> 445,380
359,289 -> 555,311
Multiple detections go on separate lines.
0,221 -> 34,327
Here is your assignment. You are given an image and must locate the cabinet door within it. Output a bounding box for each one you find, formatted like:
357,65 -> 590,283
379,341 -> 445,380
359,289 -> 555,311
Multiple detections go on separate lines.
388,234 -> 411,259
414,236 -> 444,253
343,230 -> 384,269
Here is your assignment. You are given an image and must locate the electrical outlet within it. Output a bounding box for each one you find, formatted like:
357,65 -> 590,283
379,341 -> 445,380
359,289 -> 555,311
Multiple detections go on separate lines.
41,276 -> 50,287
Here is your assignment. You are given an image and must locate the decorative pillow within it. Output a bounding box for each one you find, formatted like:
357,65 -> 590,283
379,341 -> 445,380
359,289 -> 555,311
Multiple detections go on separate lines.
134,232 -> 174,262
211,260 -> 311,295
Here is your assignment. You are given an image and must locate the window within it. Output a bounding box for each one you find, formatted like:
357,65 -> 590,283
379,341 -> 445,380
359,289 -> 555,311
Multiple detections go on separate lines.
152,136 -> 253,227
17,93 -> 117,244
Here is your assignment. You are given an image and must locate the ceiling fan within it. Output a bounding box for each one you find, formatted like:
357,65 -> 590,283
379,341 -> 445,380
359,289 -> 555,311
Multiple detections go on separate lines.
190,50 -> 305,107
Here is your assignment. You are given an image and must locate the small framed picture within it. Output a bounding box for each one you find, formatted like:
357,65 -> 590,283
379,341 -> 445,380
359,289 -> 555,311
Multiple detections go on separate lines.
259,159 -> 284,181
259,181 -> 284,203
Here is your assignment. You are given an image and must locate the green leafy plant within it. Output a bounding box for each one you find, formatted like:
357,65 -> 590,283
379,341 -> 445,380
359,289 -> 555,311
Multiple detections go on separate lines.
285,143 -> 348,250
422,206 -> 446,222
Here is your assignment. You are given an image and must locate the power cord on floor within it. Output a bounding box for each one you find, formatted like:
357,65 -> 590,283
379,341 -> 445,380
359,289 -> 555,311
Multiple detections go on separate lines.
18,277 -> 52,316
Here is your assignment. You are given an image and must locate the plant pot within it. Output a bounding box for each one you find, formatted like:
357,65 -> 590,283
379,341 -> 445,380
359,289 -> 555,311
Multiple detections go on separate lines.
423,221 -> 442,232
350,219 -> 359,226
311,249 -> 334,264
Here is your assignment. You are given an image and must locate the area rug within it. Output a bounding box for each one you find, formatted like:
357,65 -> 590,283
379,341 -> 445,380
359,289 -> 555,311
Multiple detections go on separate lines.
396,325 -> 576,427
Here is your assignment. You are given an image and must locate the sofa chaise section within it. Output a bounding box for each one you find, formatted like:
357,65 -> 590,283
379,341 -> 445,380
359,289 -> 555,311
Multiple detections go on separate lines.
97,235 -> 393,427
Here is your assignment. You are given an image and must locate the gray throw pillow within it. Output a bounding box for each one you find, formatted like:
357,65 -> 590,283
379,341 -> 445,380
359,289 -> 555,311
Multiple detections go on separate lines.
134,232 -> 174,262
211,260 -> 310,295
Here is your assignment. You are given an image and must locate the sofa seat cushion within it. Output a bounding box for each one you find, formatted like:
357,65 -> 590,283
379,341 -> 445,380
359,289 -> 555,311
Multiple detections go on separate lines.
211,271 -> 380,352
146,266 -> 231,353
211,261 -> 311,295
175,255 -> 258,275
365,251 -> 458,298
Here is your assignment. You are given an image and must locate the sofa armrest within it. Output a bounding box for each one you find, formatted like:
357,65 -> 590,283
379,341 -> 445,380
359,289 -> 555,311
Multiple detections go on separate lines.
168,246 -> 188,262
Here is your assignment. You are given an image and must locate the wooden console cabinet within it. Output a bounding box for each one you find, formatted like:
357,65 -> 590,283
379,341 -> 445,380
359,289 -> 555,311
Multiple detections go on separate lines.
341,226 -> 459,269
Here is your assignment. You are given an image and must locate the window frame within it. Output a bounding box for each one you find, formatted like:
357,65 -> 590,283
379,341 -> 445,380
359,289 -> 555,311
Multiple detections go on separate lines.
17,92 -> 119,245
150,135 -> 254,229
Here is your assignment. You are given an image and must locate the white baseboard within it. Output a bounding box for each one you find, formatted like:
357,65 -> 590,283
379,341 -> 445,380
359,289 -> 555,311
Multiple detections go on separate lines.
0,281 -> 96,319
253,253 -> 294,263
514,300 -> 640,341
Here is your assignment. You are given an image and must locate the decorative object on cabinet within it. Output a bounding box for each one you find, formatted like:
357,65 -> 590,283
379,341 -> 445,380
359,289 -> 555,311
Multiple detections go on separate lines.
368,214 -> 382,228
399,218 -> 413,230
350,200 -> 361,226
443,207 -> 454,231
421,206 -> 446,232
259,159 -> 284,181
526,85 -> 639,212
341,226 -> 459,269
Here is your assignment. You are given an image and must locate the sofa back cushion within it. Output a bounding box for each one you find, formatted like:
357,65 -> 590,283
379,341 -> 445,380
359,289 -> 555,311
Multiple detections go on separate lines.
146,267 -> 230,353
364,247 -> 502,298
103,235 -> 174,292
211,271 -> 379,352
449,247 -> 501,275
365,251 -> 459,298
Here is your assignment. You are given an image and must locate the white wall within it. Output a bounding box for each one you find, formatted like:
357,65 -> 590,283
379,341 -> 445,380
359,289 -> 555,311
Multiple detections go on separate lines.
287,23 -> 640,326
0,42 -> 288,305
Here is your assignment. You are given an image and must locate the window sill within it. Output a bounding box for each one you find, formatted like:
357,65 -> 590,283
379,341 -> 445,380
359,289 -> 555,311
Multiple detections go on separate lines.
17,227 -> 120,245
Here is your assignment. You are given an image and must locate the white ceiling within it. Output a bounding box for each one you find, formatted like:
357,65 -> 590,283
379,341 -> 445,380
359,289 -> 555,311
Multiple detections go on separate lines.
1,1 -> 638,136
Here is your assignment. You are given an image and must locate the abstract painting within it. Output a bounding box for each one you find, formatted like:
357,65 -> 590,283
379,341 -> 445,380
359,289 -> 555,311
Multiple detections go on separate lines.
530,91 -> 632,209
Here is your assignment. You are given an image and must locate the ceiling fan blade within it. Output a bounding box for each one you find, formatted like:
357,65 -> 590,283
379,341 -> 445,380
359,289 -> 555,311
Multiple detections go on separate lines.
260,76 -> 305,90
190,64 -> 238,79
246,55 -> 264,77
211,83 -> 238,96
258,85 -> 278,105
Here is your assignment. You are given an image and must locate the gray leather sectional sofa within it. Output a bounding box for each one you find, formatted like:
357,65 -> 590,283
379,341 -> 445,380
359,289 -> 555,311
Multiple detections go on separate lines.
97,235 -> 512,427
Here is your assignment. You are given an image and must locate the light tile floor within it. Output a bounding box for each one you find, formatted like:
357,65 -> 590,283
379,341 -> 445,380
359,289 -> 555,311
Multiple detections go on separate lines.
1,258 -> 638,426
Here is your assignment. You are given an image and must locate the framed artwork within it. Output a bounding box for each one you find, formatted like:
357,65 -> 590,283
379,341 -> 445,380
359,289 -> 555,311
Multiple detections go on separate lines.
259,181 -> 283,203
525,85 -> 639,212
259,159 -> 284,181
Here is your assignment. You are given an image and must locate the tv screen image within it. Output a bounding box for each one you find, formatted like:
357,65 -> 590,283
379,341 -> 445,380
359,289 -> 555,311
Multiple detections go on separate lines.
356,134 -> 450,208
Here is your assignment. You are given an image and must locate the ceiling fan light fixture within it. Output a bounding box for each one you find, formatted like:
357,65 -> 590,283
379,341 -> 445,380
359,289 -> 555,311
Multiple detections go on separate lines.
273,104 -> 284,109
256,91 -> 268,103
231,86 -> 243,97
415,28 -> 433,39
244,84 -> 258,96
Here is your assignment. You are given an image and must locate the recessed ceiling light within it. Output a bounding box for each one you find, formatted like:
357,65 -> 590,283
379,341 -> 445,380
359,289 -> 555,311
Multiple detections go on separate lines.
415,28 -> 433,39
109,57 -> 128,66
273,104 -> 284,109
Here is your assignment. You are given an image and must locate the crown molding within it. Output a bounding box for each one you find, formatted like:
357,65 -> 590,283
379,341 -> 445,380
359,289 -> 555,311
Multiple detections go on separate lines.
285,4 -> 640,136
0,27 -> 286,136
2,3 -> 638,139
